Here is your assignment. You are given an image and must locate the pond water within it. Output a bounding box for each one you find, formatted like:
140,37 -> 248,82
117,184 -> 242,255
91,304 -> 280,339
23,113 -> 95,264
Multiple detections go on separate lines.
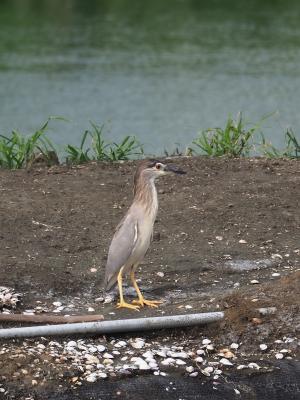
0,0 -> 300,155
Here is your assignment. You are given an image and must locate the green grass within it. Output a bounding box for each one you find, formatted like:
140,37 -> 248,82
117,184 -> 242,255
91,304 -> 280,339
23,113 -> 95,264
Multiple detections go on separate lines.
0,117 -> 58,169
65,122 -> 143,164
261,128 -> 300,159
0,115 -> 299,170
192,113 -> 271,157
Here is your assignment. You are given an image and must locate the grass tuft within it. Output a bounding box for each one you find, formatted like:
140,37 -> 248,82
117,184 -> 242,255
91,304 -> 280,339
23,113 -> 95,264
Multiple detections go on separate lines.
0,117 -> 59,169
65,122 -> 143,164
192,113 -> 271,157
261,128 -> 300,159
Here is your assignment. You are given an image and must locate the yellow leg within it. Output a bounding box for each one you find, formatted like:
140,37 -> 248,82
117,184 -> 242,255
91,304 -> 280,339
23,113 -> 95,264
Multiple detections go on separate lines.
130,269 -> 163,308
116,267 -> 140,311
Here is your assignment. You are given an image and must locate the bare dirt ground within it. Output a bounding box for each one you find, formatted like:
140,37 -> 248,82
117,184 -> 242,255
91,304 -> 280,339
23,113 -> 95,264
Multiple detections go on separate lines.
0,157 -> 299,399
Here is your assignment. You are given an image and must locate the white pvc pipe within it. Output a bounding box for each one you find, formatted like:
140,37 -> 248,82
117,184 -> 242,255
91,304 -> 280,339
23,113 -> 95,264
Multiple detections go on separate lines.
0,312 -> 224,339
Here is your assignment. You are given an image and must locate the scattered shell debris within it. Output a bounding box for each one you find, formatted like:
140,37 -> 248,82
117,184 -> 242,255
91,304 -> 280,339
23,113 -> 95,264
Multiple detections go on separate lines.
0,287 -> 22,310
0,333 -> 297,391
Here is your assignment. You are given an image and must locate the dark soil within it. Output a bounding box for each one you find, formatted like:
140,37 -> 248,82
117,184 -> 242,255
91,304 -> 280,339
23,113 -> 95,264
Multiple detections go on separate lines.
0,157 -> 299,399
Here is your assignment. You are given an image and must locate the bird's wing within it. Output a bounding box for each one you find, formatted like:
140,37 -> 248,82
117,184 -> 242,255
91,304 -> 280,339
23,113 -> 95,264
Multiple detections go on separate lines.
104,213 -> 138,291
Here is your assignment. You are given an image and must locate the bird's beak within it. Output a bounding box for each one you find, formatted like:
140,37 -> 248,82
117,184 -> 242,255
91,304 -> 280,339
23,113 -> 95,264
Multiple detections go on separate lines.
164,164 -> 186,174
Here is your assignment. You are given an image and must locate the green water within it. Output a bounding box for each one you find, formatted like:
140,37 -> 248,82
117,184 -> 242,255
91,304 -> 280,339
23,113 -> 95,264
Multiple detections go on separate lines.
1,0 -> 300,154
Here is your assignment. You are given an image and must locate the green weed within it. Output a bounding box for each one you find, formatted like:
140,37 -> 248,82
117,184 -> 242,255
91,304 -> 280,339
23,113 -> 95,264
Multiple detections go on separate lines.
261,129 -> 300,159
65,122 -> 143,164
192,113 -> 270,157
0,117 -> 59,169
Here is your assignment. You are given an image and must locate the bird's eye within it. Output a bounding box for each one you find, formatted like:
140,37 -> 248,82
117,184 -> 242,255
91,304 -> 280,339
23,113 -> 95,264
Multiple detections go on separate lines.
156,164 -> 161,170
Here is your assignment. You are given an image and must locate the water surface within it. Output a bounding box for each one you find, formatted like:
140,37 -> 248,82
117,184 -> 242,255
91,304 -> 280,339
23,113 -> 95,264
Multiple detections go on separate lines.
1,0 -> 300,154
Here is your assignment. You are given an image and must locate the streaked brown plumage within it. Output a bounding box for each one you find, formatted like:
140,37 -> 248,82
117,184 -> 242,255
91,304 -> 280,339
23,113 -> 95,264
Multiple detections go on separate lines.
103,160 -> 185,310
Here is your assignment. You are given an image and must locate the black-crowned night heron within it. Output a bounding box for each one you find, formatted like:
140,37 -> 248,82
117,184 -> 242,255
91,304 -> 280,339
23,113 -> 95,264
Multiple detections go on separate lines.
103,159 -> 185,310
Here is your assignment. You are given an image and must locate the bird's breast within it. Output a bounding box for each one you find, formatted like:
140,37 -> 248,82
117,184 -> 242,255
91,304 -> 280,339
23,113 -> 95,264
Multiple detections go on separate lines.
131,209 -> 156,262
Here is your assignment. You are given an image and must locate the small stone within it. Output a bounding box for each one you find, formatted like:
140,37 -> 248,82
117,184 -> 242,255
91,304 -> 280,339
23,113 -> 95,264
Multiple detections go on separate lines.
103,295 -> 114,304
88,307 -> 95,312
219,358 -> 233,366
271,273 -> 280,277
189,372 -> 198,377
259,344 -> 268,351
131,339 -> 145,349
99,372 -> 107,378
220,350 -> 234,358
239,239 -> 247,244
202,339 -> 211,345
131,357 -> 150,370
201,366 -> 213,376
234,389 -> 241,395
97,345 -> 106,352
142,350 -> 154,359
157,272 -> 165,278
67,341 -> 77,348
103,353 -> 114,359
185,305 -> 193,309
95,297 -> 104,303
258,307 -> 277,316
167,351 -> 188,359
196,349 -> 205,355
114,341 -> 127,348
31,380 -> 38,386
237,365 -> 247,370
85,355 -> 100,364
216,236 -> 223,241
161,358 -> 175,366
186,366 -> 194,373
195,356 -> 203,363
148,361 -> 158,369
86,374 -> 97,383
52,301 -> 62,307
248,363 -> 260,369
271,253 -> 283,259
156,350 -> 167,358
250,280 -> 259,284
90,268 -> 97,273
275,353 -> 284,359
206,344 -> 214,351
175,359 -> 186,366
88,345 -> 98,353
230,343 -> 239,350
252,317 -> 262,325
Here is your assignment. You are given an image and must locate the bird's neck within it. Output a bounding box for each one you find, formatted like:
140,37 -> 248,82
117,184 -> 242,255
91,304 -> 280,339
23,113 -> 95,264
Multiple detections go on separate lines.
133,178 -> 158,217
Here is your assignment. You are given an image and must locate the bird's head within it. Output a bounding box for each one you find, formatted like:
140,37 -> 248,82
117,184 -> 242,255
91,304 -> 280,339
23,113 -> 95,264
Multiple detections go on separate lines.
135,159 -> 186,185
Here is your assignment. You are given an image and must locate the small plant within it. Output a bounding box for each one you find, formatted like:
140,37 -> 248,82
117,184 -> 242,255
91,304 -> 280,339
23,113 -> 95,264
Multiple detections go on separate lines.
0,118 -> 58,169
106,135 -> 144,161
164,144 -> 193,157
192,113 -> 269,157
261,129 -> 300,158
66,122 -> 143,164
65,130 -> 92,164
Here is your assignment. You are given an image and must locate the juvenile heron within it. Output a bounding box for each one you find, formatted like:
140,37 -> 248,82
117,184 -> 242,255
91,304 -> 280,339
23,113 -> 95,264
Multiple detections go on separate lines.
103,159 -> 185,310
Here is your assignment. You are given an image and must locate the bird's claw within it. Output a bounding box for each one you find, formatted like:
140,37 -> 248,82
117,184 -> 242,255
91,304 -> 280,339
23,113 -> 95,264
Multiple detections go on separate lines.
132,299 -> 163,308
116,301 -> 140,311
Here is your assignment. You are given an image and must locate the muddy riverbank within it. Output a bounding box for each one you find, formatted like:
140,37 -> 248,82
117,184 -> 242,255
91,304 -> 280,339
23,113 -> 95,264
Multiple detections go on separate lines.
0,157 -> 299,399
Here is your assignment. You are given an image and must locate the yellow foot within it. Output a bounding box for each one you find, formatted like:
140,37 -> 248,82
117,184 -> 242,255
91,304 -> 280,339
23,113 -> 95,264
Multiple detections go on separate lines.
132,298 -> 163,308
116,301 -> 140,311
